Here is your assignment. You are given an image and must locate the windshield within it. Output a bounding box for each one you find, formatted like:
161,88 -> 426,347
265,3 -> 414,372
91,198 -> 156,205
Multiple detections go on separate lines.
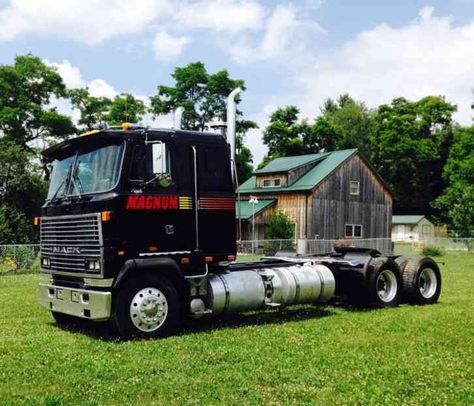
47,142 -> 125,199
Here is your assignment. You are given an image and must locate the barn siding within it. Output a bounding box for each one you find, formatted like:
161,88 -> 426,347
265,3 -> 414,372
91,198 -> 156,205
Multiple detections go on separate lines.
311,154 -> 392,239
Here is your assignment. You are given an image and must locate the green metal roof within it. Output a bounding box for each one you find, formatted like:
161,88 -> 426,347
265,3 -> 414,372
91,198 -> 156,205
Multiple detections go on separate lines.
235,199 -> 276,220
253,152 -> 330,174
239,149 -> 358,194
392,215 -> 426,225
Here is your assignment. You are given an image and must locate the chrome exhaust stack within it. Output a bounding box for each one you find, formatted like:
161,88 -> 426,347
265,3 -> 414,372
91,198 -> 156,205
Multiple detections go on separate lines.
226,88 -> 241,182
173,106 -> 185,130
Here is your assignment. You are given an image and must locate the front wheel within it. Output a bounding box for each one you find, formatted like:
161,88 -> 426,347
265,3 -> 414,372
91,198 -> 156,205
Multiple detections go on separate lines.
110,274 -> 181,339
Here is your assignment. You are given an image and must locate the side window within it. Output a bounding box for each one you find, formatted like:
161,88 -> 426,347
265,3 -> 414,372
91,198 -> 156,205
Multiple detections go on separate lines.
128,145 -> 149,182
128,142 -> 174,189
197,146 -> 232,192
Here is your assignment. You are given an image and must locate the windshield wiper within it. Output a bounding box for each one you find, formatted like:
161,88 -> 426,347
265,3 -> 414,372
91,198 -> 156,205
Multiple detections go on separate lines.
50,163 -> 74,202
69,160 -> 83,198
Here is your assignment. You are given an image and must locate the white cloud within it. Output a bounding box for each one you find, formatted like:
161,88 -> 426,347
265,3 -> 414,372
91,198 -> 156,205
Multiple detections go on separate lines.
153,30 -> 190,61
44,59 -> 118,98
294,7 -> 474,124
230,3 -> 324,64
0,0 -> 173,44
88,79 -> 118,99
43,59 -> 84,88
175,0 -> 265,32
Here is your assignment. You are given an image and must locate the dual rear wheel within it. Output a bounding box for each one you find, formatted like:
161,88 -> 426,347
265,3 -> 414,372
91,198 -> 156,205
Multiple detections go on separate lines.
349,256 -> 441,308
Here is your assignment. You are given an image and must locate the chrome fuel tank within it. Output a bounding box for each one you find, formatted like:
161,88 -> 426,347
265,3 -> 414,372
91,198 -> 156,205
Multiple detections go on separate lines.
207,263 -> 335,315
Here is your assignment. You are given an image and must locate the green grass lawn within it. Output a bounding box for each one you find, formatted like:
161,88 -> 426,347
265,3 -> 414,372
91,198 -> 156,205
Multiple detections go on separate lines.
0,254 -> 473,405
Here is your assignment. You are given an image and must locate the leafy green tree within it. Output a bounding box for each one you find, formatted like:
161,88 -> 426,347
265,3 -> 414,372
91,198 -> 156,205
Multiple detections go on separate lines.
0,54 -> 74,148
107,93 -> 146,125
321,94 -> 373,156
370,96 -> 456,215
435,126 -> 474,236
0,138 -> 46,243
262,106 -> 340,162
304,116 -> 341,153
69,88 -> 111,130
150,62 -> 257,183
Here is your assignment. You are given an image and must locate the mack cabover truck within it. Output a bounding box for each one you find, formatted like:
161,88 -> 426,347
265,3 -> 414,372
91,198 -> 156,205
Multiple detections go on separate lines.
37,89 -> 442,338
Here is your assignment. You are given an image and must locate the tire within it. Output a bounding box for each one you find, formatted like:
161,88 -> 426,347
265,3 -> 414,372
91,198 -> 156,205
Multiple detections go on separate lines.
51,311 -> 86,326
110,273 -> 181,339
400,257 -> 441,305
347,257 -> 402,308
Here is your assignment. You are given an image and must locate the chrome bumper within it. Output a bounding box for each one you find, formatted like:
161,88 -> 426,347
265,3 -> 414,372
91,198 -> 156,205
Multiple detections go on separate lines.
38,283 -> 112,320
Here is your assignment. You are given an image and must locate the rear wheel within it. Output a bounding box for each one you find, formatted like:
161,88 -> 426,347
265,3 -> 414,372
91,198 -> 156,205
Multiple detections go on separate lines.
110,273 -> 181,339
348,258 -> 402,308
400,257 -> 441,305
367,265 -> 401,307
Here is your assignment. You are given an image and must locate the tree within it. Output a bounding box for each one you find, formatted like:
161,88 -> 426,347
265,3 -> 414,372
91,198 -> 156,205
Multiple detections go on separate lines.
262,106 -> 340,162
320,94 -> 374,157
434,126 -> 474,236
0,138 -> 46,243
370,96 -> 456,215
107,93 -> 146,125
69,88 -> 111,130
0,54 -> 75,148
149,62 -> 257,184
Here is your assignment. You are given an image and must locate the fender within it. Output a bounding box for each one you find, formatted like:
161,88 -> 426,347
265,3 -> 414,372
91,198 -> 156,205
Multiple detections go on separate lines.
113,257 -> 190,309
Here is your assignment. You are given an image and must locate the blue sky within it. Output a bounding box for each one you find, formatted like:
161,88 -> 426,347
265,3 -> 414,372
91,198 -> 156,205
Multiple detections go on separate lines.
1,0 -> 474,164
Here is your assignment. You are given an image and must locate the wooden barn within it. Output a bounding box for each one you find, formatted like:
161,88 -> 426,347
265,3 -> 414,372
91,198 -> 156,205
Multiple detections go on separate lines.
237,149 -> 393,243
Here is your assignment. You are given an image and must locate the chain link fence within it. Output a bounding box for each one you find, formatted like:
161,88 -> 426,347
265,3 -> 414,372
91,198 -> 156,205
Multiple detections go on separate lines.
237,238 -> 392,256
237,237 -> 474,257
0,244 -> 40,274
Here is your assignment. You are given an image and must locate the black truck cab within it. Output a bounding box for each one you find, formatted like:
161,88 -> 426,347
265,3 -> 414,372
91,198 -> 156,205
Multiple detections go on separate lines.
40,127 -> 236,283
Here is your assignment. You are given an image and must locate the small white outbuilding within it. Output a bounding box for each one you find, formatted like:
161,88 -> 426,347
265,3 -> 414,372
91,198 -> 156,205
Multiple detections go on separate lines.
391,215 -> 435,242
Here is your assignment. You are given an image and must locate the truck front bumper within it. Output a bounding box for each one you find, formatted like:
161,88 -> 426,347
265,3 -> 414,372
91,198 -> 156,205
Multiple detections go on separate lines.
38,283 -> 112,320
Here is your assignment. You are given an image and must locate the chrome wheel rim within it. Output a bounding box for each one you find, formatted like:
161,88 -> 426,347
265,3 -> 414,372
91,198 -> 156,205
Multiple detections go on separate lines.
376,270 -> 398,303
419,268 -> 437,299
130,287 -> 168,332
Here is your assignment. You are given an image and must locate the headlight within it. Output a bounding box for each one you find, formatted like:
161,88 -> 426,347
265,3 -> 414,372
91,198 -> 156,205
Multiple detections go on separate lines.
85,259 -> 101,271
41,257 -> 50,267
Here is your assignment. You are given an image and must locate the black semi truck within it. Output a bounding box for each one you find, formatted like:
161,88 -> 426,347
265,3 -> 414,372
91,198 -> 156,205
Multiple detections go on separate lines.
37,89 -> 442,338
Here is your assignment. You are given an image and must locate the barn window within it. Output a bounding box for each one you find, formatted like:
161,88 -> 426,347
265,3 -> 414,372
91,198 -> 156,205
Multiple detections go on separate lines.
350,181 -> 360,195
262,178 -> 281,187
345,224 -> 362,238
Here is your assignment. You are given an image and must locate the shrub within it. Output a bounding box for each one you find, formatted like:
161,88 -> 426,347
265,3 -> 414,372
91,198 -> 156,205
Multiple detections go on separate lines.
0,257 -> 17,274
264,211 -> 295,255
421,245 -> 445,257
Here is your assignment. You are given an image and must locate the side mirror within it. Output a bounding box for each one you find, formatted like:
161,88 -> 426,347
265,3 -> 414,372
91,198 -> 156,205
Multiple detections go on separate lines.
152,142 -> 168,175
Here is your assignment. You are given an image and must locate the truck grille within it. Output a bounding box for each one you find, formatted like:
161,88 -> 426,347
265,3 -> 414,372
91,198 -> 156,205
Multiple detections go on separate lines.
40,213 -> 103,275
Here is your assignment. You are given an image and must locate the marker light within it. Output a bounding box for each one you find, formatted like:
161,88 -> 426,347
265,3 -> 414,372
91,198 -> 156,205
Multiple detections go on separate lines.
101,211 -> 112,222
122,122 -> 131,130
34,217 -> 40,226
